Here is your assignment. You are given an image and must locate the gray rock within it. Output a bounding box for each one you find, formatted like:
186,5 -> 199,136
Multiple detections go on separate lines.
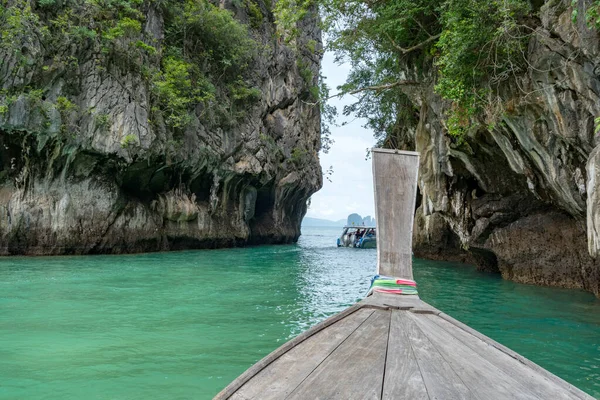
403,0 -> 600,296
0,2 -> 323,254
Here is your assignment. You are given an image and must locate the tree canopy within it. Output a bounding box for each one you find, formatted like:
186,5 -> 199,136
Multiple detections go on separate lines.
278,0 -> 534,143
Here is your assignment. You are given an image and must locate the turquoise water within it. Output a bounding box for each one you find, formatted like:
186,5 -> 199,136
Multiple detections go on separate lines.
0,226 -> 598,399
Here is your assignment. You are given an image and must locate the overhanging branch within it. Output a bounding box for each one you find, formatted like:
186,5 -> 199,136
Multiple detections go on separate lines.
301,80 -> 420,106
346,80 -> 420,96
385,33 -> 441,55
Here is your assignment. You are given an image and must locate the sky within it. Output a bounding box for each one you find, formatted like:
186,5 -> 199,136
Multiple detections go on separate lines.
305,51 -> 377,222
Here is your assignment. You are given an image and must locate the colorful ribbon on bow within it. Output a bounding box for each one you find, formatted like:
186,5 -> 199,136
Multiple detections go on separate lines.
368,275 -> 418,295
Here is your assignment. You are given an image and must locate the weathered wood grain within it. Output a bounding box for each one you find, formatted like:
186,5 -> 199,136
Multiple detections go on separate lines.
428,313 -> 594,400
218,296 -> 593,400
411,312 -> 542,400
372,149 -> 419,279
361,292 -> 440,314
286,310 -> 391,400
397,310 -> 473,399
213,303 -> 366,399
230,308 -> 375,400
382,311 -> 428,399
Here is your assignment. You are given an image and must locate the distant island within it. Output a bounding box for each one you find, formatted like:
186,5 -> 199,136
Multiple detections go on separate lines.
346,213 -> 376,226
302,214 -> 376,227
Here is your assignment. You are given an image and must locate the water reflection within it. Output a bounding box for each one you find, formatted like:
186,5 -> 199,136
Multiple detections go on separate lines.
294,228 -> 375,335
0,227 -> 598,399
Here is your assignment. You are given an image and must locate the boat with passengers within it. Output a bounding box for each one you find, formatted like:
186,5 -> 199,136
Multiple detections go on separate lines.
337,226 -> 376,248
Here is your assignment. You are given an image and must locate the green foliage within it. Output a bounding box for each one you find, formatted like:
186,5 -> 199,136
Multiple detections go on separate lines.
42,0 -> 144,61
229,82 -> 262,102
163,0 -> 256,77
295,0 -> 532,142
89,0 -> 144,20
102,17 -> 141,40
290,147 -> 309,165
38,0 -> 56,8
152,56 -> 215,129
434,0 -> 530,137
273,0 -> 312,42
52,96 -> 79,136
259,132 -> 275,145
56,96 -> 77,112
135,40 -> 157,55
587,2 -> 600,28
94,113 -> 111,131
27,89 -> 45,103
0,92 -> 18,110
306,39 -> 318,54
120,134 -> 138,148
245,0 -> 263,29
572,0 -> 600,29
1,0 -> 48,51
157,0 -> 259,128
72,26 -> 97,40
297,58 -> 314,86
3,0 -> 260,142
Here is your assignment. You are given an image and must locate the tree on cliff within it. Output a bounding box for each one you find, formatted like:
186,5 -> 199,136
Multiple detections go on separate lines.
0,0 -> 261,139
277,0 -> 533,144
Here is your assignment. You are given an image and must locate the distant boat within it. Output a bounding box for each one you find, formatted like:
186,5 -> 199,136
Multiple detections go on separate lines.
336,226 -> 376,248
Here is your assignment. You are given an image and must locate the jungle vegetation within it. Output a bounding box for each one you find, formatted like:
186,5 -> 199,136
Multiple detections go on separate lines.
0,0 -> 261,135
276,0 -> 599,145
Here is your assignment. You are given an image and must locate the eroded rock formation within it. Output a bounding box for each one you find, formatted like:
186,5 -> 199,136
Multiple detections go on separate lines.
0,1 -> 322,254
401,0 -> 600,296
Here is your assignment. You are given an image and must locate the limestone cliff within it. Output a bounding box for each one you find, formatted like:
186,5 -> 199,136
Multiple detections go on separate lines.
0,0 -> 322,254
393,0 -> 600,296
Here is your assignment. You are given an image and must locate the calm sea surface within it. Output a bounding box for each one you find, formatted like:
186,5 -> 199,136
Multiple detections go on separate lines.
0,226 -> 598,399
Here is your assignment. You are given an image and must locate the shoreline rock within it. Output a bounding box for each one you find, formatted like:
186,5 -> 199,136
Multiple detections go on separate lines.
0,1 -> 323,255
404,0 -> 600,297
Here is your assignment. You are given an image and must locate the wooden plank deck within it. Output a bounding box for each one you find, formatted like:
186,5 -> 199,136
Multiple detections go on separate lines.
215,150 -> 592,399
215,293 -> 593,400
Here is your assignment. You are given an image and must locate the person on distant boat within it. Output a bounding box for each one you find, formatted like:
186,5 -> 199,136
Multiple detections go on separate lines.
355,229 -> 364,245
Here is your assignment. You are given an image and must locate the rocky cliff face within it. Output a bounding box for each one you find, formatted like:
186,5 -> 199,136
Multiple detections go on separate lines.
398,0 -> 600,296
0,0 -> 322,254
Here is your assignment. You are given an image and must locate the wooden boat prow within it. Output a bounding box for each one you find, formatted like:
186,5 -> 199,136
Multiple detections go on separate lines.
215,149 -> 593,400
215,292 -> 592,399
